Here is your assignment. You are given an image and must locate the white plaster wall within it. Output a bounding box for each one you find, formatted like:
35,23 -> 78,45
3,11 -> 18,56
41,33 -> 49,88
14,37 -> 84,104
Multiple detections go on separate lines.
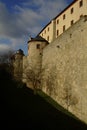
39,0 -> 87,43
56,0 -> 87,37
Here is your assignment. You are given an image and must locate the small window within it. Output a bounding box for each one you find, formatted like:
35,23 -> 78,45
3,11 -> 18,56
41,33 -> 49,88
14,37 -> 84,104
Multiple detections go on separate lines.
48,27 -> 49,31
47,36 -> 49,41
57,30 -> 59,37
42,33 -> 43,36
71,8 -> 74,14
63,25 -> 65,32
57,19 -> 59,24
36,44 -> 40,49
45,30 -> 46,34
71,20 -> 74,25
63,14 -> 66,20
79,0 -> 83,7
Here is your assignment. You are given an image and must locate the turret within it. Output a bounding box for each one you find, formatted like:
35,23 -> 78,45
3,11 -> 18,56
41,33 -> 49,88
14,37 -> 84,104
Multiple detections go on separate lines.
13,49 -> 24,80
25,36 -> 49,89
27,36 -> 49,68
15,49 -> 24,60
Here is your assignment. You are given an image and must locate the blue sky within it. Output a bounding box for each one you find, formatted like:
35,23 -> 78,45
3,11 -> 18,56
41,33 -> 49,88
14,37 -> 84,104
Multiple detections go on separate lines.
0,0 -> 74,55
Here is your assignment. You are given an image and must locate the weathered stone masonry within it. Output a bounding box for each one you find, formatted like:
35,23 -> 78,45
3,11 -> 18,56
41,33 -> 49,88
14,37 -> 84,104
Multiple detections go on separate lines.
13,16 -> 87,124
41,16 -> 87,123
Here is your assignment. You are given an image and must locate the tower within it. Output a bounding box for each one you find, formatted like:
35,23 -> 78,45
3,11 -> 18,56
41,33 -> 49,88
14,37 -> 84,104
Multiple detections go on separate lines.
27,36 -> 49,69
26,36 -> 49,89
13,49 -> 24,80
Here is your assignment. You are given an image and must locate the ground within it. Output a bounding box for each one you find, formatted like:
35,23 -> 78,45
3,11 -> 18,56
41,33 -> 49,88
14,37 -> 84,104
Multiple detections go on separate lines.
0,66 -> 87,129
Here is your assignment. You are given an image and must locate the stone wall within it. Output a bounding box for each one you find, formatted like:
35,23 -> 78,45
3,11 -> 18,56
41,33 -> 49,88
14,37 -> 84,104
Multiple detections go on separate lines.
13,53 -> 24,80
13,16 -> 87,123
41,16 -> 87,123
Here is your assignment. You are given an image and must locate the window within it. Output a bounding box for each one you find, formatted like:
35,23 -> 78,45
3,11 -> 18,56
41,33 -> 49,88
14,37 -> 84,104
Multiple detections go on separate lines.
71,8 -> 74,14
79,0 -> 83,7
45,30 -> 46,34
47,36 -> 49,41
57,30 -> 59,37
36,44 -> 40,49
57,19 -> 59,24
63,14 -> 66,20
48,27 -> 49,31
71,20 -> 74,25
63,25 -> 65,32
42,33 -> 43,36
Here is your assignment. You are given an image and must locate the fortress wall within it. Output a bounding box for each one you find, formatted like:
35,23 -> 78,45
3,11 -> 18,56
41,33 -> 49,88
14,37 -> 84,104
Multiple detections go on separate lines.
13,54 -> 23,80
22,56 -> 28,83
41,16 -> 87,123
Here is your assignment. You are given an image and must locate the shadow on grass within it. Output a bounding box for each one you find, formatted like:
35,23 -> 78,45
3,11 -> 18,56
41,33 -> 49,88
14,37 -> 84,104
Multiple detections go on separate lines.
0,65 -> 87,129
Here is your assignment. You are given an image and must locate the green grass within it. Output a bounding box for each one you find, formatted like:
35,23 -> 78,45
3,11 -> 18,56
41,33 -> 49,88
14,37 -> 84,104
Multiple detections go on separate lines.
37,90 -> 87,125
0,67 -> 87,129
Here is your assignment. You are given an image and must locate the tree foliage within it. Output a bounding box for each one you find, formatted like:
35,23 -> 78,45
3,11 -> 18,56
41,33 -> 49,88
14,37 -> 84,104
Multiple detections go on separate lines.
24,65 -> 45,94
0,50 -> 14,64
0,50 -> 15,77
63,82 -> 78,110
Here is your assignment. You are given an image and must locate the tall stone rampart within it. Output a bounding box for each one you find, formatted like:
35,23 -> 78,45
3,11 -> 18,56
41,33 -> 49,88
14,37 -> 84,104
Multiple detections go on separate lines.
12,16 -> 87,124
41,16 -> 87,123
13,50 -> 24,80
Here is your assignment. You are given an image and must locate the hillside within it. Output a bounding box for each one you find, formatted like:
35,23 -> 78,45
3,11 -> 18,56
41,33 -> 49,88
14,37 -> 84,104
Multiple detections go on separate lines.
0,65 -> 87,129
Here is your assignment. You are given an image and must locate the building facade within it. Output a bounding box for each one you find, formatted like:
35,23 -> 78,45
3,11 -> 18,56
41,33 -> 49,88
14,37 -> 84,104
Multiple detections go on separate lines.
38,0 -> 87,43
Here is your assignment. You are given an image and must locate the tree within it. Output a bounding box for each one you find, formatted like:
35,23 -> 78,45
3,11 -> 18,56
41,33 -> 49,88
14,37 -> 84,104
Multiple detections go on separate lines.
0,50 -> 15,77
0,50 -> 15,64
45,66 -> 57,96
24,65 -> 45,94
63,82 -> 78,110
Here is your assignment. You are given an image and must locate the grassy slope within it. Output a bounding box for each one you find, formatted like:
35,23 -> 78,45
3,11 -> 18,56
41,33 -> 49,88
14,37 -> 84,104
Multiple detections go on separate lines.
0,67 -> 87,129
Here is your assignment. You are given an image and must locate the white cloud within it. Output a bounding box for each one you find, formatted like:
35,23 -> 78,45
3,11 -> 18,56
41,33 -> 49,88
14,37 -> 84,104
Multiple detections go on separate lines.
21,0 -> 68,21
0,44 -> 11,54
0,0 -> 68,54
